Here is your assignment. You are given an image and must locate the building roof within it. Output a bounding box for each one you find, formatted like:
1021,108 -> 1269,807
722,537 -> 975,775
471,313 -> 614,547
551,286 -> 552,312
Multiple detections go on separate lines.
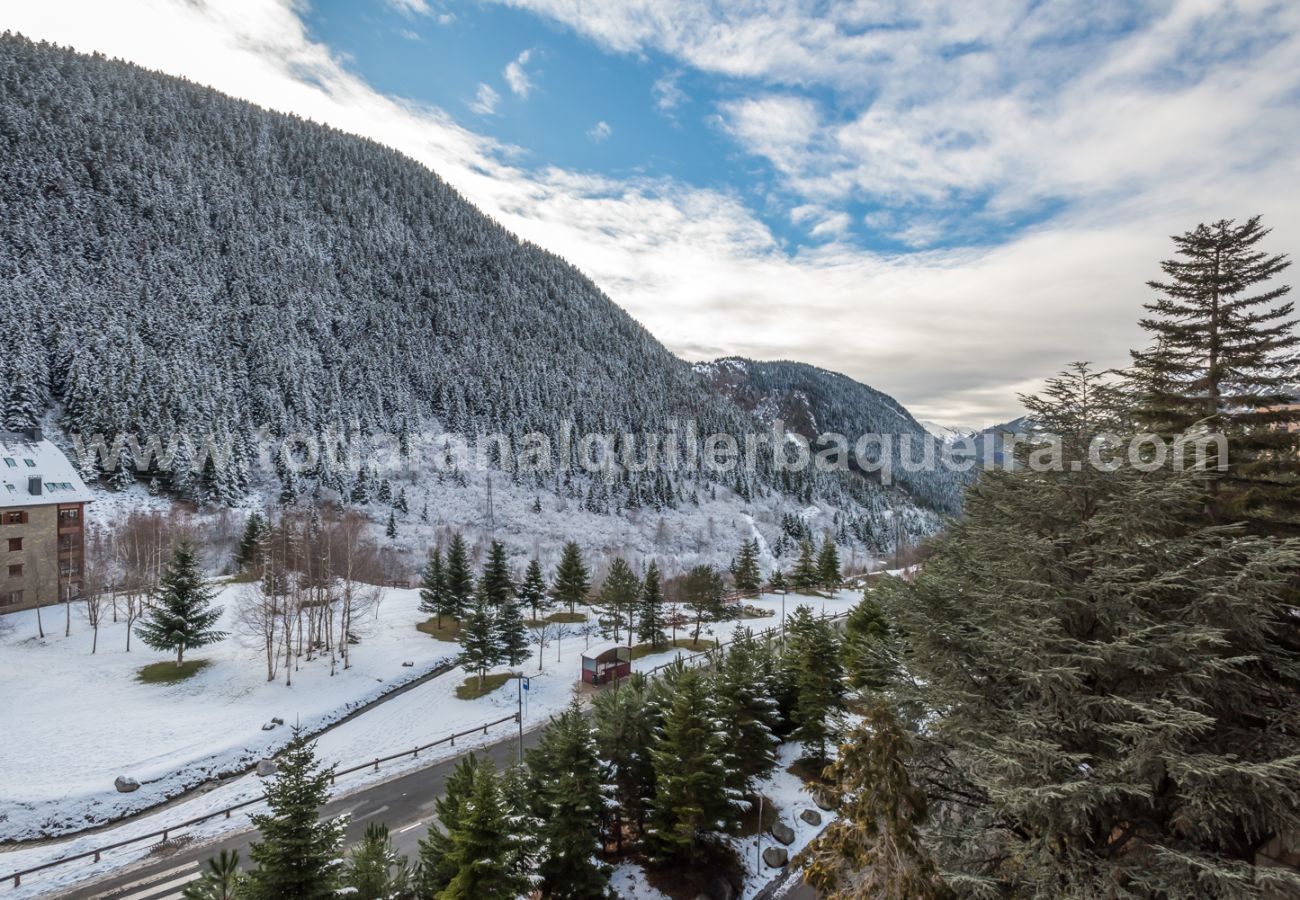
0,428 -> 94,506
581,641 -> 631,661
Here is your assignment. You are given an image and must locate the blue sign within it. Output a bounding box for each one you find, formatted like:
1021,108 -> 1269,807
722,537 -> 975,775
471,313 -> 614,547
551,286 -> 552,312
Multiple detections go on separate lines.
522,676 -> 530,691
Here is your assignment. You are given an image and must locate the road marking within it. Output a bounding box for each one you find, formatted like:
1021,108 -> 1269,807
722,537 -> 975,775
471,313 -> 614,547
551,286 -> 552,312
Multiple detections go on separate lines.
114,869 -> 202,900
396,820 -> 425,834
355,804 -> 390,822
92,862 -> 198,898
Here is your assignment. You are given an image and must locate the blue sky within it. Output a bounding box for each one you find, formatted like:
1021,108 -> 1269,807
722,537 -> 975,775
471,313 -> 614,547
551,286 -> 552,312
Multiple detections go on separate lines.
7,0 -> 1300,421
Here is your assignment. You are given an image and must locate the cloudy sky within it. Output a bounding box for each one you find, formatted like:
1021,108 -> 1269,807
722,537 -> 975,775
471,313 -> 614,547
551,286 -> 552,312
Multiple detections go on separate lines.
6,0 -> 1299,424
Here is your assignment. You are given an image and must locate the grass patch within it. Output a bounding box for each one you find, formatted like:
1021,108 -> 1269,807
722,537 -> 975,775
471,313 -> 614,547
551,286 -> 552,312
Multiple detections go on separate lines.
547,611 -> 588,623
417,617 -> 461,641
136,658 -> 212,685
455,672 -> 512,700
628,637 -> 716,659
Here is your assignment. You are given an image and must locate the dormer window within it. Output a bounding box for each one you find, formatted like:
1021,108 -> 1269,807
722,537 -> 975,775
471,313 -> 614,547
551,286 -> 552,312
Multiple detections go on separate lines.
3,459 -> 14,468
23,459 -> 35,467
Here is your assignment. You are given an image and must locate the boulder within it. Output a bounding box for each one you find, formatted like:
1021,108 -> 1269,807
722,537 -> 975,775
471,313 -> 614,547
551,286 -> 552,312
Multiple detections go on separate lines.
813,789 -> 837,811
270,716 -> 284,726
770,820 -> 796,845
114,776 -> 140,793
703,876 -> 736,900
401,660 -> 415,667
261,721 -> 277,731
255,759 -> 278,777
799,808 -> 823,827
762,847 -> 789,868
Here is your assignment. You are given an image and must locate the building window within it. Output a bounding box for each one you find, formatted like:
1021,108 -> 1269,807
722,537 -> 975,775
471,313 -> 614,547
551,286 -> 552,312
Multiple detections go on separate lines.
7,538 -> 21,552
0,590 -> 20,606
59,533 -> 78,551
4,511 -> 28,525
58,507 -> 80,522
7,564 -> 21,578
3,458 -> 15,468
59,562 -> 81,578
23,459 -> 35,467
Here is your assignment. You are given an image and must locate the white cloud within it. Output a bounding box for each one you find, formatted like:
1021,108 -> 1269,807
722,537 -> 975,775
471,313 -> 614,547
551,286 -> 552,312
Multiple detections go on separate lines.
3,0 -> 1299,422
652,70 -> 686,113
469,82 -> 500,115
504,48 -> 533,98
587,120 -> 612,141
385,0 -> 431,18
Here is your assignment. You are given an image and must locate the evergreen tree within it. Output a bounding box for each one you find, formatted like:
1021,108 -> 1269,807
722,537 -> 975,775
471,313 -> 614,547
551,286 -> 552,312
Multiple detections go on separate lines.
634,560 -> 667,649
440,762 -> 531,900
394,487 -> 409,515
527,698 -> 610,898
416,755 -> 481,897
647,668 -> 736,866
730,538 -> 762,595
135,541 -> 226,666
2,371 -> 39,431
600,557 -> 640,642
791,539 -> 820,593
418,547 -> 452,625
593,676 -> 657,843
768,567 -> 787,593
801,704 -> 946,900
457,584 -> 502,690
552,540 -> 591,615
882,364 -> 1300,896
385,510 -> 397,540
816,534 -> 841,589
1129,216 -> 1299,534
495,587 -> 531,667
343,823 -> 412,900
682,563 -> 726,643
518,557 -> 550,621
444,533 -> 474,619
844,592 -> 895,693
182,850 -> 244,900
234,511 -> 264,573
244,728 -> 346,900
790,614 -> 846,764
714,628 -> 780,795
480,539 -> 515,608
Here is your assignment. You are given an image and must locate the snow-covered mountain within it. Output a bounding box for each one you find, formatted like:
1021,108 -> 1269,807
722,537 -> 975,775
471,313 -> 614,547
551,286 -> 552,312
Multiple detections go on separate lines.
0,34 -> 956,569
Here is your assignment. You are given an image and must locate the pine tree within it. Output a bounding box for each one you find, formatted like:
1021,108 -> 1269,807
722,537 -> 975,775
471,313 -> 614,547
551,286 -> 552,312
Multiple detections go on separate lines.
1129,216 -> 1299,534
800,704 -> 946,900
816,534 -> 841,589
2,370 -> 39,431
730,538 -> 762,595
527,698 -> 610,898
343,823 -> 412,900
444,533 -> 474,619
769,567 -> 787,593
182,850 -> 244,900
518,557 -> 550,621
646,668 -> 736,866
682,563 -> 726,643
418,547 -> 451,625
791,538 -> 820,593
480,539 -> 515,608
600,557 -> 640,642
385,510 -> 397,540
495,586 -> 531,667
234,511 -> 264,573
844,592 -> 895,693
881,364 -> 1300,896
394,487 -> 409,514
244,728 -> 346,900
593,676 -> 657,843
635,560 -> 667,649
790,614 -> 846,764
135,541 -> 226,667
457,584 -> 501,690
552,540 -> 590,615
416,755 -> 481,896
439,762 -> 531,900
714,628 -> 780,792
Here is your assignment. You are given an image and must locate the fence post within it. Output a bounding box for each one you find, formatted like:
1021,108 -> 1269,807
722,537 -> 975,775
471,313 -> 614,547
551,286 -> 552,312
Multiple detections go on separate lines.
373,759 -> 380,772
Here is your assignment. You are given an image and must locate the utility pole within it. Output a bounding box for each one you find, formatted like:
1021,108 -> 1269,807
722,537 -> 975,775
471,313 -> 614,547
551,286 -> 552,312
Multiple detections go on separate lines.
514,672 -> 528,764
486,474 -> 495,536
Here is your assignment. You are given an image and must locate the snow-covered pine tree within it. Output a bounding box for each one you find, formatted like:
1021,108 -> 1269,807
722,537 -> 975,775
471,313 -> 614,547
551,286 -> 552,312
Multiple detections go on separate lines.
526,697 -> 611,898
244,728 -> 346,900
416,755 -> 480,896
881,364 -> 1300,896
634,560 -> 667,649
646,667 -> 737,866
342,823 -> 411,900
181,849 -> 244,900
234,511 -> 264,573
593,676 -> 657,845
439,762 -> 531,900
791,539 -> 820,593
384,511 -> 397,540
134,541 -> 226,667
552,540 -> 590,615
713,628 -> 780,794
480,539 -> 515,608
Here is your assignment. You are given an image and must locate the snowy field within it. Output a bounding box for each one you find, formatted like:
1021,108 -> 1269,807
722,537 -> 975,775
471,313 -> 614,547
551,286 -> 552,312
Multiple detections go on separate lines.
0,589 -> 862,898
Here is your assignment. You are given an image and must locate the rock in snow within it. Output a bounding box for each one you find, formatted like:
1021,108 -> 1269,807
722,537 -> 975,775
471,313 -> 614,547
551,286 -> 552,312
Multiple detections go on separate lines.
113,776 -> 139,793
763,846 -> 789,868
255,759 -> 278,777
770,820 -> 796,845
799,808 -> 823,826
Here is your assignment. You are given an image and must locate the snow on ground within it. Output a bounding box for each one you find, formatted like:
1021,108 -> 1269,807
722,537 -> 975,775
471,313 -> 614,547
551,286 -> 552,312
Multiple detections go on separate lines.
0,589 -> 862,898
0,584 -> 456,841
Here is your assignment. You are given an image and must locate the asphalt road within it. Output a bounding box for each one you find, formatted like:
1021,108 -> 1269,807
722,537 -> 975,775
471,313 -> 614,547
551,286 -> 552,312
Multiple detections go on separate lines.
61,725 -> 544,900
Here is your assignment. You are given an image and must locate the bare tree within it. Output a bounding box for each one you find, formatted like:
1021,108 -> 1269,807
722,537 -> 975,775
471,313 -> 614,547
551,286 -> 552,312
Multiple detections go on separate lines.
329,510 -> 384,672
82,524 -> 111,654
528,620 -> 563,673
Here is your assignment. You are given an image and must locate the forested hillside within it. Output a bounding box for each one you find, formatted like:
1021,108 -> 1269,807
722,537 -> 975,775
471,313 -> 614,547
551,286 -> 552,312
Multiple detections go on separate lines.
0,34 -> 960,545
